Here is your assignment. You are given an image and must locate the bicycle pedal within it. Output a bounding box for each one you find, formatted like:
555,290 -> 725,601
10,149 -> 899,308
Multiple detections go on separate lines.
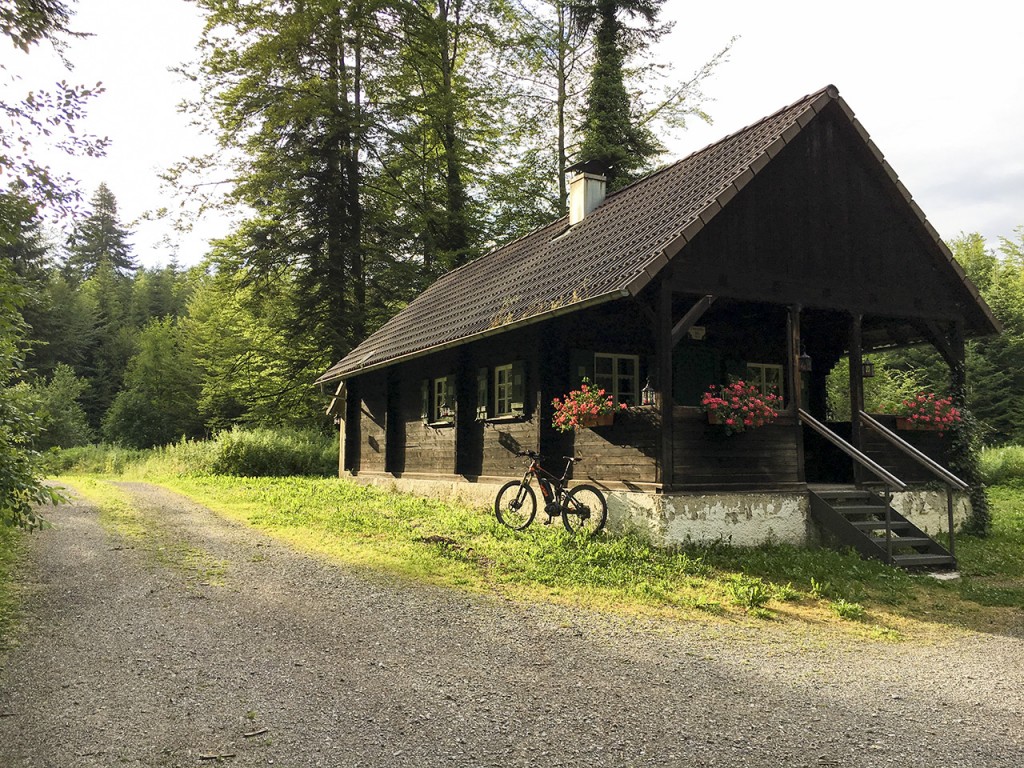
544,516 -> 553,525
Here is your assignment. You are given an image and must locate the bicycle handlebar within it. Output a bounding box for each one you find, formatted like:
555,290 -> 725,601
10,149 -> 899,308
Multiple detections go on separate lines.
515,450 -> 583,463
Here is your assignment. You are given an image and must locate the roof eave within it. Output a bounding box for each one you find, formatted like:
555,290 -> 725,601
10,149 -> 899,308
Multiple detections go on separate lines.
315,288 -> 631,384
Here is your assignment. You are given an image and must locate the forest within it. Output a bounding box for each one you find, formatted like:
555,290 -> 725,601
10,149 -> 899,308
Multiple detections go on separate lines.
2,1 -> 1023,529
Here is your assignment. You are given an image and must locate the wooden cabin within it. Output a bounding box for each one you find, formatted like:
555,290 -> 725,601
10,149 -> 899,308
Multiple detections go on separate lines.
317,86 -> 998,555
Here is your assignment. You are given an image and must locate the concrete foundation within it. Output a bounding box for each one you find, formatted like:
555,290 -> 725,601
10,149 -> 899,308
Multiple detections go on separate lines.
344,473 -> 969,548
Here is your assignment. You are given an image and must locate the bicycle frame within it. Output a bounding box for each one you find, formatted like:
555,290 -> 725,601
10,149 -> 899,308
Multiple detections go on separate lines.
520,454 -> 573,515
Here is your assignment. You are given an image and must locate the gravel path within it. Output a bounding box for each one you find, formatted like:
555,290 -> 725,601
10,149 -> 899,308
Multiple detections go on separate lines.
0,481 -> 1022,767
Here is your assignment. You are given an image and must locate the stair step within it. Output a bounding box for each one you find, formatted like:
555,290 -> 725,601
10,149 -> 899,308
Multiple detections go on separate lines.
867,536 -> 933,548
838,504 -> 888,517
815,489 -> 876,501
891,553 -> 956,568
850,520 -> 912,531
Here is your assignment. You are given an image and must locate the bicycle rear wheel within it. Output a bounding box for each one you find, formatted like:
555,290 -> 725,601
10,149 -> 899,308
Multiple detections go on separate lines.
494,481 -> 537,530
561,485 -> 607,536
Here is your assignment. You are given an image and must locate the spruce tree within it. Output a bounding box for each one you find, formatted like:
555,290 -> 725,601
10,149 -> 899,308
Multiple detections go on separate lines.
66,183 -> 137,279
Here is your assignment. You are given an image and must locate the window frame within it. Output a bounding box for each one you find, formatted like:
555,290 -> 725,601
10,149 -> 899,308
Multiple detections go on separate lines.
493,363 -> 514,417
745,362 -> 785,397
593,353 -> 640,406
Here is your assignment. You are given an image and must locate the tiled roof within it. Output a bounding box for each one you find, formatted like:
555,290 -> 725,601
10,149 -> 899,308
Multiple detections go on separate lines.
317,85 -> 995,384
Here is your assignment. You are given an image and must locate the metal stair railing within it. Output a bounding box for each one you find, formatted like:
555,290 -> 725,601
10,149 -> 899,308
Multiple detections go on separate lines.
859,411 -> 968,562
798,409 -> 907,562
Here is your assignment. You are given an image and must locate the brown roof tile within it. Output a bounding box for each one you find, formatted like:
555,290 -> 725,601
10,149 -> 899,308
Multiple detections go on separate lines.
317,84 -> 994,384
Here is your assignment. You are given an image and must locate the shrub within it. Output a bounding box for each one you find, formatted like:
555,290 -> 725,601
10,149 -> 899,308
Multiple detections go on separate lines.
209,427 -> 337,477
42,428 -> 339,479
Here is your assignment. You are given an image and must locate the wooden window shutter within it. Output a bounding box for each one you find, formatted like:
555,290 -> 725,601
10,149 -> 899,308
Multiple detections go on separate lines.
569,349 -> 594,386
510,360 -> 526,416
420,379 -> 430,422
476,367 -> 488,420
445,374 -> 457,416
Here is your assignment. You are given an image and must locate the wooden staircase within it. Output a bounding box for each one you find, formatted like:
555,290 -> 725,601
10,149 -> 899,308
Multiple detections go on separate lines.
809,488 -> 956,570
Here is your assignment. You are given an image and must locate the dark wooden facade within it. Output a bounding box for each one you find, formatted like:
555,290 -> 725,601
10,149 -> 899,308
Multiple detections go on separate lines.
327,88 -> 997,493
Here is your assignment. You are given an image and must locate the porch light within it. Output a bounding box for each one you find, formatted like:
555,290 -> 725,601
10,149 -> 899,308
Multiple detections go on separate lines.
862,358 -> 876,378
798,345 -> 813,373
641,379 -> 656,407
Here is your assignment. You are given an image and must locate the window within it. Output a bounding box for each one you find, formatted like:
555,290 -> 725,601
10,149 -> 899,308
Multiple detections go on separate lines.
746,363 -> 784,396
421,375 -> 455,424
478,361 -> 525,420
594,354 -> 639,406
434,377 -> 451,420
494,363 -> 513,416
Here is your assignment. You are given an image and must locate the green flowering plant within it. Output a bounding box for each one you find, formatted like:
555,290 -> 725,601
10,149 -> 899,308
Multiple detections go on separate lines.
551,378 -> 628,432
700,379 -> 781,436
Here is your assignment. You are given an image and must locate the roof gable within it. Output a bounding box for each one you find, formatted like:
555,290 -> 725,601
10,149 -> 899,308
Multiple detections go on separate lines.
319,85 -> 996,383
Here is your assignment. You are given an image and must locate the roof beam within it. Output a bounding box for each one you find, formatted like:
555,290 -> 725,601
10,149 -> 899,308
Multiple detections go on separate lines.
671,295 -> 717,348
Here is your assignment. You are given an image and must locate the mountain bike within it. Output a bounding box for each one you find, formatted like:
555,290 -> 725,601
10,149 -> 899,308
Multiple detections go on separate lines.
494,450 -> 607,536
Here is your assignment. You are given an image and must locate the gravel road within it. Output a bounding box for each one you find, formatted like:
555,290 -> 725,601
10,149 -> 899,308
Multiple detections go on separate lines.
0,482 -> 1022,767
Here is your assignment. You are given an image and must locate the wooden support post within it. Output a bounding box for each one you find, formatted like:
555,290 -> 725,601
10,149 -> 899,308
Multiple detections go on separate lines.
849,314 -> 865,486
658,278 -> 675,488
788,305 -> 806,482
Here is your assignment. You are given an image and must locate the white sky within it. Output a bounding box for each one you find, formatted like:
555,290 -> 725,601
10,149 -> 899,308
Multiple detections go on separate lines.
6,0 -> 1023,268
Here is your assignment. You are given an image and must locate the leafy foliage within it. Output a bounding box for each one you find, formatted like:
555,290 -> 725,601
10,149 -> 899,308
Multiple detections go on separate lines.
574,0 -> 664,188
0,0 -> 107,224
25,363 -> 93,449
102,317 -> 202,448
0,261 -> 62,528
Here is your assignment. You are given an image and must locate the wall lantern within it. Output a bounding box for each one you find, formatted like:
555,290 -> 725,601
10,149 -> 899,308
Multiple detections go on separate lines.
862,358 -> 876,378
798,345 -> 813,373
641,379 -> 656,407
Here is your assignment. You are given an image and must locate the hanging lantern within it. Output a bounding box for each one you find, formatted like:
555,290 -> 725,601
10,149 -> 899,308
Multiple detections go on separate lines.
798,345 -> 813,373
862,358 -> 876,378
641,378 -> 656,407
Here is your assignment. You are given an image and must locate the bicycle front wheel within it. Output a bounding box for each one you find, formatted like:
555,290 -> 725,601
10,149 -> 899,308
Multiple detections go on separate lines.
494,481 -> 537,530
561,485 -> 607,536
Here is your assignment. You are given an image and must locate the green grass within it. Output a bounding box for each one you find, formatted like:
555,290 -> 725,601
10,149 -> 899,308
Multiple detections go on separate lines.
0,522 -> 25,650
980,445 -> 1024,485
49,472 -> 1024,638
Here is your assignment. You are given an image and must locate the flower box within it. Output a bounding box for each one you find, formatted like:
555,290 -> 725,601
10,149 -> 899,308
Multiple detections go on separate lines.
896,417 -> 942,432
700,380 -> 781,436
552,378 -> 626,432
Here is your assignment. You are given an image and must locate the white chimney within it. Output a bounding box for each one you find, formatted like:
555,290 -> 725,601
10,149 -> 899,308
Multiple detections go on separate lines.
567,161 -> 607,225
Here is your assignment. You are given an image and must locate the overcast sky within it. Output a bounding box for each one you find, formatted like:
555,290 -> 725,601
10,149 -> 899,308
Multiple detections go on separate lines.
7,0 -> 1023,268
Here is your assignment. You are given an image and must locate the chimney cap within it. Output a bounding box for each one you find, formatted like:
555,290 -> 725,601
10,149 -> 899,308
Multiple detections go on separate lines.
565,158 -> 610,177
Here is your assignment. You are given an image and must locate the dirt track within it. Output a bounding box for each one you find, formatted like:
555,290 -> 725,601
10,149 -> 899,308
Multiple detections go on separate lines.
1,481 -> 1022,767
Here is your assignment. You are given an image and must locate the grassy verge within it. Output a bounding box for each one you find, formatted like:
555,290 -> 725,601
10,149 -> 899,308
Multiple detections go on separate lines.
0,522 -> 25,650
58,474 -> 1024,639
